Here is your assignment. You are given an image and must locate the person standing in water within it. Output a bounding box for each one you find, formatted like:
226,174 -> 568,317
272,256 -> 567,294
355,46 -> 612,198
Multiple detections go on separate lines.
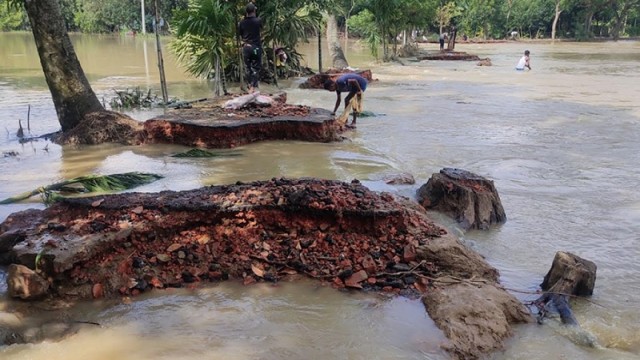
238,3 -> 263,92
516,50 -> 531,71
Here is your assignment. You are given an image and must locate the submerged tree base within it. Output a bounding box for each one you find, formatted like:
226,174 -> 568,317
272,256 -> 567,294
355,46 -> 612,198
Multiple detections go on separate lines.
52,110 -> 143,146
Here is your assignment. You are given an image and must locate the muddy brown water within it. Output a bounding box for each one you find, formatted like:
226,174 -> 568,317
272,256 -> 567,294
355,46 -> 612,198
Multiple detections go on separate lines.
1,33 -> 639,359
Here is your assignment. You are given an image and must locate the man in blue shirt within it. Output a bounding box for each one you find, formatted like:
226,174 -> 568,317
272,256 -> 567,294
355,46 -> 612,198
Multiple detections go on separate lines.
324,73 -> 368,127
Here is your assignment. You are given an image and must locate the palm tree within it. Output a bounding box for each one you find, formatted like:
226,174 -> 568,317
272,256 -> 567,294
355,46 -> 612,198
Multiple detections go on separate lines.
172,0 -> 329,86
258,0 -> 324,80
171,0 -> 235,95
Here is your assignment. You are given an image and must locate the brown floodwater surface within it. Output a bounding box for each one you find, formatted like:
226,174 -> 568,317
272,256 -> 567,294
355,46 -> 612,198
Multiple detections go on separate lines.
1,33 -> 640,359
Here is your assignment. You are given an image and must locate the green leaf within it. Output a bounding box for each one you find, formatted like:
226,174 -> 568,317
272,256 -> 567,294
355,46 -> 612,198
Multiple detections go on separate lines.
0,172 -> 164,205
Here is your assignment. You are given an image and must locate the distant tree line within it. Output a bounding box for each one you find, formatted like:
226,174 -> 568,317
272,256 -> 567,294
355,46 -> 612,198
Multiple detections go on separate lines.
0,0 -> 188,33
342,0 -> 640,44
1,0 -> 638,41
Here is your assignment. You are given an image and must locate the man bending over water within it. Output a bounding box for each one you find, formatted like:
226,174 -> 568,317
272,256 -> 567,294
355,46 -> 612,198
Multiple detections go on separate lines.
324,73 -> 368,127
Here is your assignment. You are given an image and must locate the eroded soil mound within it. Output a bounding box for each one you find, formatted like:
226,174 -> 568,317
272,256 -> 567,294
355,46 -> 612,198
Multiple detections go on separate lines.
1,178 -> 443,298
141,93 -> 340,148
164,93 -> 311,121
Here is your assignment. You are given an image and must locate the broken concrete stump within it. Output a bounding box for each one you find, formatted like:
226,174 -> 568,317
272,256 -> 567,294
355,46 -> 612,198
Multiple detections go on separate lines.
541,251 -> 597,296
7,264 -> 50,300
535,252 -> 597,328
417,168 -> 506,230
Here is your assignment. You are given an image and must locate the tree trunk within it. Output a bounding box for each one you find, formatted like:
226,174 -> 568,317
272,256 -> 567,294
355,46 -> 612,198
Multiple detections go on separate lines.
584,11 -> 594,37
214,55 -> 222,96
326,14 -> 349,69
234,1 -> 244,91
23,0 -> 103,132
345,1 -> 355,55
610,1 -> 635,41
447,26 -> 457,51
552,2 -> 562,41
154,0 -> 168,104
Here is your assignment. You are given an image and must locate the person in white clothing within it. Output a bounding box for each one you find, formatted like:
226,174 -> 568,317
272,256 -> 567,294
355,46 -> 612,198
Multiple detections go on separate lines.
516,50 -> 531,71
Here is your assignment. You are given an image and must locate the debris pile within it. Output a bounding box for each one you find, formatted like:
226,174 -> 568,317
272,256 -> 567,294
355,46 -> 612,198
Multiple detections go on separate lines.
2,178 -> 445,299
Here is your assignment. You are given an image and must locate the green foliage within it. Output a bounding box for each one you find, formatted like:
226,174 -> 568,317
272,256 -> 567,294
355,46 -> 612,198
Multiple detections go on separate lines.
0,172 -> 164,205
458,0 -> 506,39
109,88 -> 158,109
171,0 -> 327,81
3,0 -> 639,44
67,172 -> 164,193
73,0 -> 141,33
258,0 -> 324,49
171,0 -> 235,79
346,8 -> 381,58
435,2 -> 462,31
34,249 -> 45,272
0,0 -> 188,33
353,0 -> 435,59
347,8 -> 375,37
508,0 -> 555,38
0,1 -> 27,30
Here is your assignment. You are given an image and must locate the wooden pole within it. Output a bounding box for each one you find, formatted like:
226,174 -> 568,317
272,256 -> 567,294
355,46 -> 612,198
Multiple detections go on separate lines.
317,27 -> 322,73
236,0 -> 245,92
140,0 -> 146,34
154,0 -> 168,104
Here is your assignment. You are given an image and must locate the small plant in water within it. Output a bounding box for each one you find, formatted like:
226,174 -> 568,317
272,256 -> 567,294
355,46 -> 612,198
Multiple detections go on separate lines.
109,87 -> 159,109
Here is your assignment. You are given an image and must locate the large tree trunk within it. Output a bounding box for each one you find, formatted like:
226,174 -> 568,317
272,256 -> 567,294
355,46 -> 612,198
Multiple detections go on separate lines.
23,0 -> 103,132
447,26 -> 457,51
584,11 -> 594,38
326,14 -> 349,69
610,1 -> 637,41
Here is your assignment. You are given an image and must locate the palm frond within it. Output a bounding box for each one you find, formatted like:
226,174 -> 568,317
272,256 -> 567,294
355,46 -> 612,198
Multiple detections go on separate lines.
171,0 -> 235,79
0,172 -> 164,205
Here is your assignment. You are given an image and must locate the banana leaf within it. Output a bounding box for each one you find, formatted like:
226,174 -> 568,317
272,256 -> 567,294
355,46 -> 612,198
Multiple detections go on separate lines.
0,172 -> 164,205
171,149 -> 243,158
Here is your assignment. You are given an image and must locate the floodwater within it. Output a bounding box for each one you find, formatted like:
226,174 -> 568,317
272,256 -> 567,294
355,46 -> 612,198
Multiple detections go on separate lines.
1,32 -> 640,359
